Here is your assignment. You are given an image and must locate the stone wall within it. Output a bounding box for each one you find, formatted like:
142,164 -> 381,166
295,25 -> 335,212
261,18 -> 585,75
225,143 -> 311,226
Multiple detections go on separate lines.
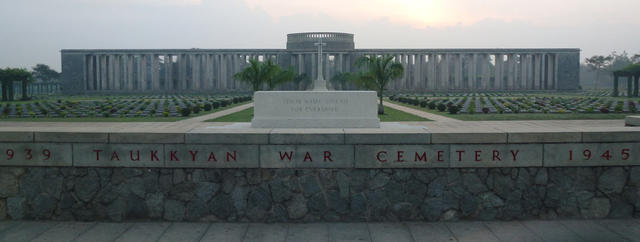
1,167 -> 638,222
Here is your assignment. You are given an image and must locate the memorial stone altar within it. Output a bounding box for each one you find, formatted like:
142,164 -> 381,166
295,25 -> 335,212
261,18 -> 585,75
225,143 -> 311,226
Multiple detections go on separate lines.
251,38 -> 380,128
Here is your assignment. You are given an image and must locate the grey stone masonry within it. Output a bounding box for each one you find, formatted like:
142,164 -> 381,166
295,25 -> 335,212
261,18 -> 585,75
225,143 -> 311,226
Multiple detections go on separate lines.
61,32 -> 580,94
1,128 -> 640,222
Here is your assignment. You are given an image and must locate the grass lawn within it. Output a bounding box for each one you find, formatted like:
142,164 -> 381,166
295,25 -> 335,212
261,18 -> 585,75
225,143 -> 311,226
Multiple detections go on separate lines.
206,106 -> 431,122
0,101 -> 251,122
388,99 -> 628,121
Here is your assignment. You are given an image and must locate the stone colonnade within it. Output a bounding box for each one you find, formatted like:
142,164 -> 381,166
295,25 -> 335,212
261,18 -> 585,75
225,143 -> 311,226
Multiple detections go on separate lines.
353,51 -> 561,91
63,49 -> 577,93
83,52 -> 284,92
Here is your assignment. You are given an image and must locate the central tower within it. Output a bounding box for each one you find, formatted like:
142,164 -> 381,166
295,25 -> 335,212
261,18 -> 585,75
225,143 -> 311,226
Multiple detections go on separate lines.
286,32 -> 355,51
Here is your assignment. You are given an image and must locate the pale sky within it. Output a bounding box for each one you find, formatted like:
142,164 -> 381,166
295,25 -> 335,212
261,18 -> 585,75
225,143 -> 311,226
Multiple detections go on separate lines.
1,0 -> 639,71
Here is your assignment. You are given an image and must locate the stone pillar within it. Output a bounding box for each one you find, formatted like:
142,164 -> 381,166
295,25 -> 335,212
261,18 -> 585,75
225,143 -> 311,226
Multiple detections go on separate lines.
203,54 -> 211,90
107,55 -> 115,90
553,54 -> 558,90
150,55 -> 159,91
178,54 -> 186,90
415,54 -> 423,90
311,53 -> 316,81
324,53 -> 329,81
533,54 -> 541,90
138,55 -> 145,91
494,54 -> 503,90
192,54 -> 200,90
546,54 -> 553,90
506,54 -> 515,90
337,53 -> 343,74
127,55 -> 134,91
519,54 -> 526,90
119,55 -> 126,91
467,54 -> 475,90
482,54 -> 491,90
441,54 -> 449,90
297,54 -> 304,75
224,54 -> 230,90
453,54 -> 461,89
634,76 -> 639,97
87,55 -> 95,91
427,54 -> 435,90
164,54 -> 172,90
191,53 -> 197,90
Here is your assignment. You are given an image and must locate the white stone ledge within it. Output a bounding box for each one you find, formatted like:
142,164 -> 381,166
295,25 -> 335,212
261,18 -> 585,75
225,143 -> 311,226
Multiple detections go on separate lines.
2,129 -> 640,144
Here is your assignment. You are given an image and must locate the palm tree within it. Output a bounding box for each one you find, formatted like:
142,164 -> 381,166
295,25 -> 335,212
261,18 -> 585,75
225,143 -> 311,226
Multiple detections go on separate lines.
233,59 -> 263,91
351,54 -> 404,114
233,59 -> 294,91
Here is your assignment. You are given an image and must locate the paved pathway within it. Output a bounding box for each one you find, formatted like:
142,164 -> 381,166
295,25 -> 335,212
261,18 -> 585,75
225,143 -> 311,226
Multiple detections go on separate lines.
1,219 -> 639,242
383,101 -> 460,122
177,102 -> 253,124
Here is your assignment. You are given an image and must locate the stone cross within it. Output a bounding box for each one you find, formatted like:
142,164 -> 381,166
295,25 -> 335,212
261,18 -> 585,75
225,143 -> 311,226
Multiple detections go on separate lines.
313,38 -> 328,91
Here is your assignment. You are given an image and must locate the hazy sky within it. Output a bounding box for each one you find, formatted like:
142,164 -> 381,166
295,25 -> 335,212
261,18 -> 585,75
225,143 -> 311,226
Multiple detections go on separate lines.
1,0 -> 639,71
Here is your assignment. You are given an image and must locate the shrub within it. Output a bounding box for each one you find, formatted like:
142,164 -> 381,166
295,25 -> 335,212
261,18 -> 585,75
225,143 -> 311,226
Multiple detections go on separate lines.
448,105 -> 460,114
600,107 -> 609,113
428,102 -> 436,110
212,101 -> 221,109
437,103 -> 446,112
181,107 -> 191,117
419,100 -> 428,108
193,106 -> 201,114
203,103 -> 212,111
232,97 -> 239,104
163,111 -> 170,117
482,107 -> 490,114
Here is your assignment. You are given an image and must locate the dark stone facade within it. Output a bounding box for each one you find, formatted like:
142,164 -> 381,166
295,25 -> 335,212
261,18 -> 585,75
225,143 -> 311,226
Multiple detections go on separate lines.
1,167 -> 638,222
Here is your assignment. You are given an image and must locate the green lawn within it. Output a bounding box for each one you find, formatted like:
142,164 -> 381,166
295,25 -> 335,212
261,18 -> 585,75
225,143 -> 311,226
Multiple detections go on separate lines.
0,101 -> 250,122
388,100 -> 629,121
206,106 -> 431,122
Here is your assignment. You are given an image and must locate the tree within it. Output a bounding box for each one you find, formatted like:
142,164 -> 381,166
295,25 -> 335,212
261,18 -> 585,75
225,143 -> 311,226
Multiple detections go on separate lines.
585,55 -> 613,90
330,72 -> 351,90
350,54 -> 404,114
262,60 -> 295,91
233,59 -> 294,91
0,68 -> 33,101
31,64 -> 60,82
632,54 -> 640,64
292,73 -> 311,90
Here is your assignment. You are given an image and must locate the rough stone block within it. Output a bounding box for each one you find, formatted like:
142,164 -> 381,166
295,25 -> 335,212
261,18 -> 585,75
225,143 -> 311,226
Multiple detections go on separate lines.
0,143 -> 72,166
186,128 -> 270,144
260,145 -> 354,168
109,132 -> 184,144
35,132 -> 108,143
0,132 -> 33,142
73,143 -> 164,167
354,145 -> 449,168
508,132 -> 581,143
164,144 -> 259,168
431,132 -> 507,144
544,143 -> 640,167
344,128 -> 430,144
449,144 -> 543,167
269,129 -> 344,144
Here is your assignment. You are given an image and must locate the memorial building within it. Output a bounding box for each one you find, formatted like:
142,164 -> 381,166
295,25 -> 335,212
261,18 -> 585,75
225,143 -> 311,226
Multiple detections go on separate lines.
60,32 -> 580,94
